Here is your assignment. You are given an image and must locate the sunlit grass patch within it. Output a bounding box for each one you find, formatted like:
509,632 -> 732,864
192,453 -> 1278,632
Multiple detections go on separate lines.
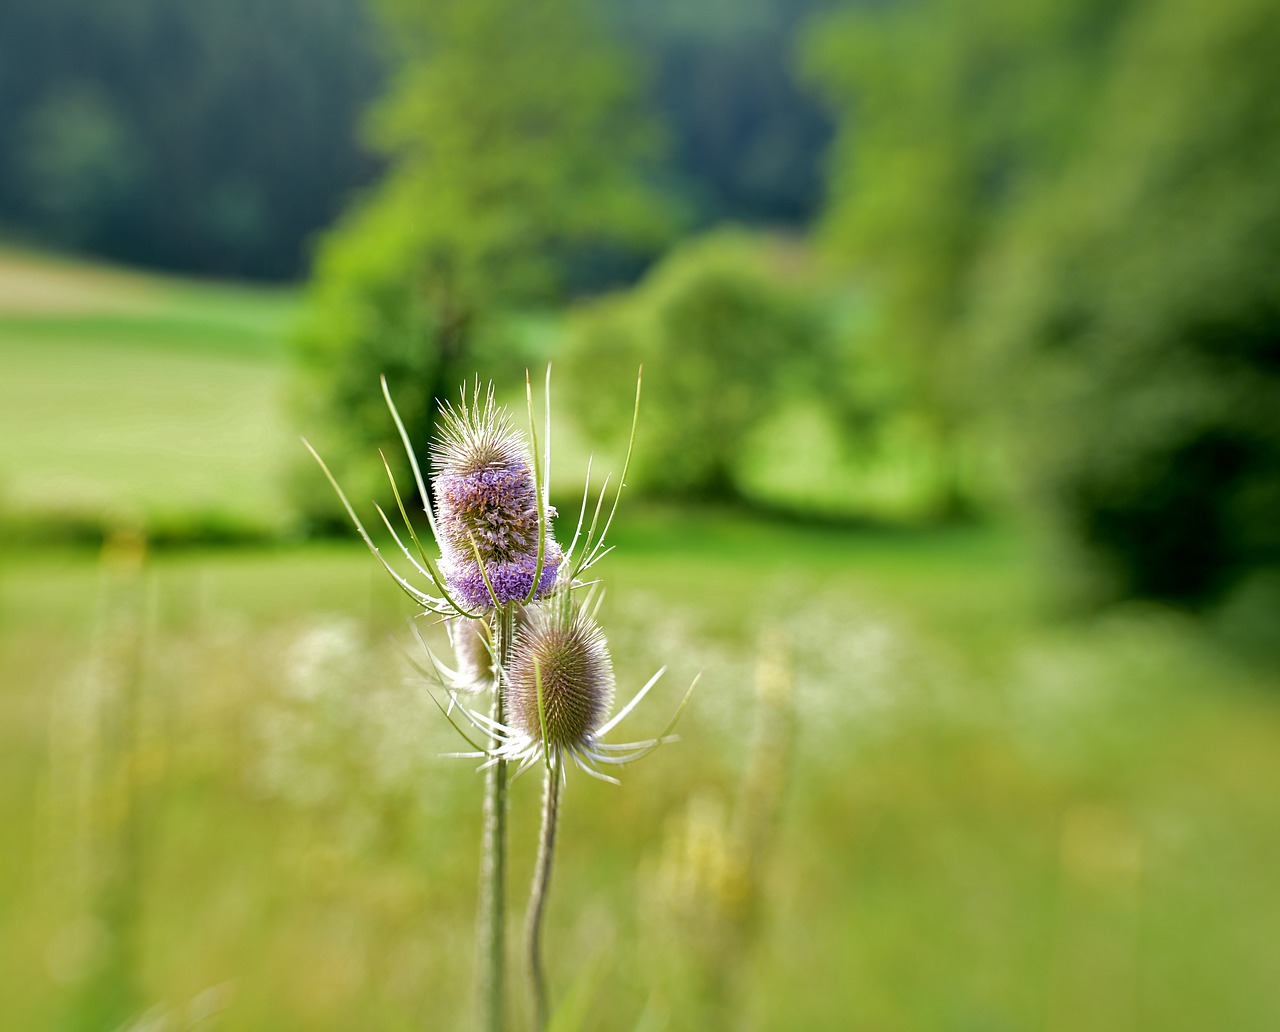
0,252 -> 300,533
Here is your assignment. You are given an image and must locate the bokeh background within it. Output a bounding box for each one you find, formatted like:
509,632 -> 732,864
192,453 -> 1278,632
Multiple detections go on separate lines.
2,0 -> 1278,1029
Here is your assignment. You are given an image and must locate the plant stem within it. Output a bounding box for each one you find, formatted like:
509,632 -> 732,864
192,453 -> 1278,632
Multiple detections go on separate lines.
478,604 -> 514,1032
526,757 -> 562,1031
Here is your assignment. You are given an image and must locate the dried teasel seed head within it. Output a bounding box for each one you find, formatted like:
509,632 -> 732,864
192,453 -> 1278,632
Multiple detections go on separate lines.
505,596 -> 615,753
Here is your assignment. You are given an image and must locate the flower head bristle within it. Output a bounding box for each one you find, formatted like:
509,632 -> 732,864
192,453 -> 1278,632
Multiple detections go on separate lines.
430,381 -> 528,478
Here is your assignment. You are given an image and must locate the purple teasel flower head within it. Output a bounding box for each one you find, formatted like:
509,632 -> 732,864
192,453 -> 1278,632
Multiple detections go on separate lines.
301,375 -> 564,621
430,383 -> 562,610
377,370 -> 700,782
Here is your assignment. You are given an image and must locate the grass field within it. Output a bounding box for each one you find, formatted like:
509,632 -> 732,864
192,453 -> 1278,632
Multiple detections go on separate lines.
0,249 -> 299,532
3,527 -> 1279,1031
1,251 -> 1278,1031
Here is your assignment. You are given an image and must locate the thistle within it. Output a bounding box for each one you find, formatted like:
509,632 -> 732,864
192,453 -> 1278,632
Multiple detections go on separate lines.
461,590 -> 691,785
506,595 -> 615,764
436,588 -> 695,1031
307,368 -> 695,1032
430,385 -> 562,611
302,377 -> 560,622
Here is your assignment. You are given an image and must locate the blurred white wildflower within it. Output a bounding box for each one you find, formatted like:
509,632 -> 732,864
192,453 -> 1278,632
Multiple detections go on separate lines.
255,616 -> 449,823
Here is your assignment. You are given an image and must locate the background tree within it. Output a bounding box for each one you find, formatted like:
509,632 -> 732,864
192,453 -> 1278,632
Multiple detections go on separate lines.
560,230 -> 837,501
0,0 -> 381,278
802,0 -> 1128,517
971,0 -> 1280,607
291,0 -> 674,525
805,0 -> 1280,607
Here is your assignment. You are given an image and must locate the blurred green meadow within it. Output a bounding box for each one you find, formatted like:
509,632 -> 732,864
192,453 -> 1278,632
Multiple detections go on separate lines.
0,250 -> 298,536
2,254 -> 1279,1031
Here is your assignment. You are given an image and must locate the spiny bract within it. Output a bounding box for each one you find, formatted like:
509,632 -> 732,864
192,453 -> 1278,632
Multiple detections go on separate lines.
505,600 -> 615,752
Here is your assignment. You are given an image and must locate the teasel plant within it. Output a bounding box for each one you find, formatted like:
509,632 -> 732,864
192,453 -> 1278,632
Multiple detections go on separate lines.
306,368 -> 696,1031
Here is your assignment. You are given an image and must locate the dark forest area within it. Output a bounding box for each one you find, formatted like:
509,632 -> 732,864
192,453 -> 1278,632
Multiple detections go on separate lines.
0,0 -> 831,280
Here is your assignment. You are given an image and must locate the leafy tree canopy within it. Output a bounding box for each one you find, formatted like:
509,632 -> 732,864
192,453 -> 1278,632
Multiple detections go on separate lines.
973,0 -> 1280,605
807,0 -> 1280,606
292,0 -> 674,526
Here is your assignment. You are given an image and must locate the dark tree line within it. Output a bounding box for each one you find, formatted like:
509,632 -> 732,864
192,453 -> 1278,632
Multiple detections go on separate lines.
608,0 -> 835,227
0,0 -> 834,280
0,0 -> 385,279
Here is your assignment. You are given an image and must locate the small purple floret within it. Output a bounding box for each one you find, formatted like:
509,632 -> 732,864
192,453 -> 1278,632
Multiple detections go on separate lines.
442,545 -> 564,610
436,464 -> 542,561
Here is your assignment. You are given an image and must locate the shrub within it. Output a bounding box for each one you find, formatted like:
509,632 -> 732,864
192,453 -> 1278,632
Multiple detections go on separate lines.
972,0 -> 1280,605
561,231 -> 832,501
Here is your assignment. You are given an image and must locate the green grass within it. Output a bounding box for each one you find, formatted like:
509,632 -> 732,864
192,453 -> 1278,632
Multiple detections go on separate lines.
2,520 -> 1278,1031
1,250 -> 1277,1030
0,250 -> 300,532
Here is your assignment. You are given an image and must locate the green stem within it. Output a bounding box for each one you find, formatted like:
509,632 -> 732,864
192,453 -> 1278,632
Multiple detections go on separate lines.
526,757 -> 562,1031
478,604 -> 514,1032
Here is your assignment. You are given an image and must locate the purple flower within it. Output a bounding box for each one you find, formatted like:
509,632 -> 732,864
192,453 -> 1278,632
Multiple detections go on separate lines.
430,384 -> 561,609
440,544 -> 563,611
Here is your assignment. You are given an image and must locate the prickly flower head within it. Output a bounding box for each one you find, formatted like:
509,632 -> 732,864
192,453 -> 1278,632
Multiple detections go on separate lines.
430,385 -> 561,610
505,595 -> 615,756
